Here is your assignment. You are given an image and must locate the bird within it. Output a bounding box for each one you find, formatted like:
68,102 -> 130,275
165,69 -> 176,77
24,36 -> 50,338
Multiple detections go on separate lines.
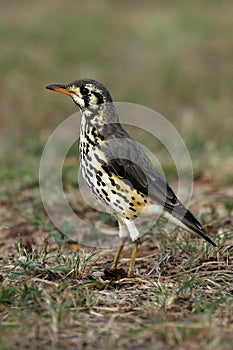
46,79 -> 217,276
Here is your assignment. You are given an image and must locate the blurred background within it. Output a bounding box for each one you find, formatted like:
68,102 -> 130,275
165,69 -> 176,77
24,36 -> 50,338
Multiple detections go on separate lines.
0,0 -> 232,183
0,2 -> 232,347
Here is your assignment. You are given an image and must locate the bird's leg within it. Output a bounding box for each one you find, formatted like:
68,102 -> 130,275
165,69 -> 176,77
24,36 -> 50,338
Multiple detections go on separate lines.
111,238 -> 126,269
111,218 -> 128,269
128,239 -> 139,276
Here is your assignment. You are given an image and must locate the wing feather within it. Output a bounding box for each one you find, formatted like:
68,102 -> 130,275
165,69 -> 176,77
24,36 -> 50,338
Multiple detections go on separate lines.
99,124 -> 216,246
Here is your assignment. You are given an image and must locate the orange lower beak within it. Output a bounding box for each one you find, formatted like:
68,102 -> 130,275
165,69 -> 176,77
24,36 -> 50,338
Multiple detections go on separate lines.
46,84 -> 72,96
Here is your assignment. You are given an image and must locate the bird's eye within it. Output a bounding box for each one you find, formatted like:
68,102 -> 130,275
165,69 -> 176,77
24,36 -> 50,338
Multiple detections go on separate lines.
80,85 -> 89,96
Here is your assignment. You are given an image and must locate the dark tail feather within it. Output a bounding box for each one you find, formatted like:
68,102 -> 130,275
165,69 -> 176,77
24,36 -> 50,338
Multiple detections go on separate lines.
185,220 -> 217,247
170,204 -> 217,247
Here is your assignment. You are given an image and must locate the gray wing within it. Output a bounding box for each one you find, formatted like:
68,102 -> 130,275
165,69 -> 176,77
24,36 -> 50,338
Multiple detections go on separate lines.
100,125 -> 216,246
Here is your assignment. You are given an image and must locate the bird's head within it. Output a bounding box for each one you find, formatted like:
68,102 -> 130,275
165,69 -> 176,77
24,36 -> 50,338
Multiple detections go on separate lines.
46,79 -> 112,112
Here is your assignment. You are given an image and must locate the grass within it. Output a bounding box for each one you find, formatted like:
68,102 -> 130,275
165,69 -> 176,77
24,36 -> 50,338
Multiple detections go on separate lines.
0,229 -> 232,349
0,172 -> 232,349
0,1 -> 233,349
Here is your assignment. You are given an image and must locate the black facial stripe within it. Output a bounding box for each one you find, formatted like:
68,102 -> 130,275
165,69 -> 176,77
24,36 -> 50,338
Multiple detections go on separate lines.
92,91 -> 104,105
83,95 -> 90,108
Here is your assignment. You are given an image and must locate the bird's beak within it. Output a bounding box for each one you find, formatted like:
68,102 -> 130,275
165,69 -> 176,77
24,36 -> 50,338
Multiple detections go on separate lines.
46,84 -> 72,96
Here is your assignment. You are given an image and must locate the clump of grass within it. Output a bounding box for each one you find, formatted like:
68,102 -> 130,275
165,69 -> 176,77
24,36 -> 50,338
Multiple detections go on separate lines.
7,236 -> 101,281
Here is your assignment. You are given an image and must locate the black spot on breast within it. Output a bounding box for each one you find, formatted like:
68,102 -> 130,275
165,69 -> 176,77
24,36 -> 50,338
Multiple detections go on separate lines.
109,178 -> 116,186
96,174 -> 101,182
129,207 -> 137,212
82,157 -> 88,167
85,132 -> 97,147
89,163 -> 96,172
102,189 -> 109,197
86,168 -> 93,177
94,153 -> 104,164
